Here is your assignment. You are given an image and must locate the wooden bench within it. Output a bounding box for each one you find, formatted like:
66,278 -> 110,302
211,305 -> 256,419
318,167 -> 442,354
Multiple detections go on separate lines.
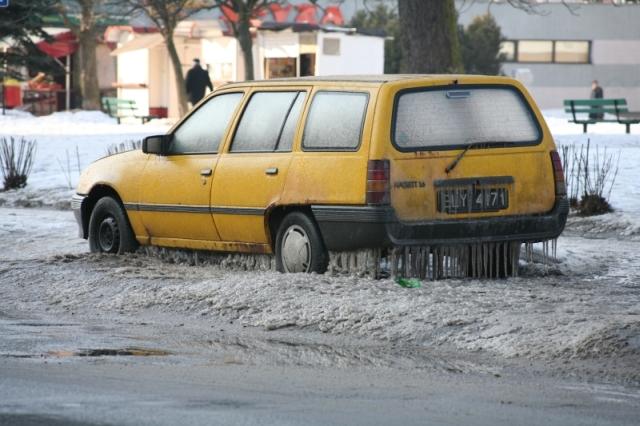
564,98 -> 640,134
101,97 -> 156,124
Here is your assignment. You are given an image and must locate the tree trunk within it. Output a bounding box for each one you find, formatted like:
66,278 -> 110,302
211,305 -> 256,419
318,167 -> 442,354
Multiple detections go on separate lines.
237,13 -> 254,81
77,0 -> 101,110
165,32 -> 189,117
398,0 -> 462,74
77,31 -> 100,110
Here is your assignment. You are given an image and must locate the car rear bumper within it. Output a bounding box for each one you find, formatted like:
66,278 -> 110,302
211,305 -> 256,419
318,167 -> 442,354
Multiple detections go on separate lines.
311,197 -> 569,251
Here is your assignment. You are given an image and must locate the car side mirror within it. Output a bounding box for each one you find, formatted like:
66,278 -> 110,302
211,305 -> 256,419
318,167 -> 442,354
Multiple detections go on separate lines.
142,134 -> 171,155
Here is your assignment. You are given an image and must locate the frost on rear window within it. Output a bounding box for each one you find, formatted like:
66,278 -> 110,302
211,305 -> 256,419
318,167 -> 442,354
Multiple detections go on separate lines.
393,87 -> 540,150
303,92 -> 368,150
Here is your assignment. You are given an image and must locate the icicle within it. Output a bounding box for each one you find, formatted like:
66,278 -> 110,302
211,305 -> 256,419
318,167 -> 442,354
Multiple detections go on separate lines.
503,242 -> 508,278
390,249 -> 396,277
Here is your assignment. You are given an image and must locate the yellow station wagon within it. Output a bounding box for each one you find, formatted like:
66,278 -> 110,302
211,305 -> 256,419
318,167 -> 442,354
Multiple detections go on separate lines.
73,75 -> 568,278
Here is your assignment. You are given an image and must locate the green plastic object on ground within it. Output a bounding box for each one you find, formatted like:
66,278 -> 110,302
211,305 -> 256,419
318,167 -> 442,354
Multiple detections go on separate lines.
395,277 -> 422,288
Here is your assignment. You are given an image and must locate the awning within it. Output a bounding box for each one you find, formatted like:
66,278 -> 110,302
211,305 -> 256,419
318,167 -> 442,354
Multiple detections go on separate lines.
36,30 -> 78,58
110,34 -> 164,56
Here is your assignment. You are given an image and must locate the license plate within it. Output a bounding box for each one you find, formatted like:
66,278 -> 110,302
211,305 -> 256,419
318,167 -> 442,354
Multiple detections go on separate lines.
437,187 -> 509,213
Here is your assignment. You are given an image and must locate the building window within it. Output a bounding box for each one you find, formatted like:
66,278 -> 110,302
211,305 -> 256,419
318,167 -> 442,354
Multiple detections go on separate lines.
506,40 -> 591,64
554,40 -> 590,63
517,40 -> 553,63
499,41 -> 516,62
265,58 -> 297,79
322,38 -> 340,55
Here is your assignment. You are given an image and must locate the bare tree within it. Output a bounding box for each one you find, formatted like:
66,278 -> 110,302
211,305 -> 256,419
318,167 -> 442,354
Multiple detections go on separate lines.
122,0 -> 212,117
211,0 -> 280,81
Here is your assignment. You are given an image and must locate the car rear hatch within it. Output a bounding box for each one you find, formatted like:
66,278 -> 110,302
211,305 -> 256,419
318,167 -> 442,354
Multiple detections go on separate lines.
386,84 -> 558,223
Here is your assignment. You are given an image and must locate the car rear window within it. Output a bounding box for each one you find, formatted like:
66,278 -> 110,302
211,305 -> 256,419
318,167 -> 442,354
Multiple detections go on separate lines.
303,91 -> 368,151
393,86 -> 541,151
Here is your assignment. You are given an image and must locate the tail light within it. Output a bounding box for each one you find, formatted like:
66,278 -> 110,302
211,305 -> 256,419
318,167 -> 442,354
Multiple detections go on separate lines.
366,159 -> 390,205
550,151 -> 566,196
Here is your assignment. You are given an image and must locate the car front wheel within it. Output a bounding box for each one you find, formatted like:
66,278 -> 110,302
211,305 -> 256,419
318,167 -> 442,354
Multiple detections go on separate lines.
88,197 -> 138,254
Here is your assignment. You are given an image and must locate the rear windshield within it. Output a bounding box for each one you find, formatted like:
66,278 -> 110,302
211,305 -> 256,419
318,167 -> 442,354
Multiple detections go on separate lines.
392,86 -> 541,151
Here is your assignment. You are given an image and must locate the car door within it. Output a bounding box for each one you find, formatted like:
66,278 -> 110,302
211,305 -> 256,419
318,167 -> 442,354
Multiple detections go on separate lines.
137,92 -> 244,242
211,89 -> 308,244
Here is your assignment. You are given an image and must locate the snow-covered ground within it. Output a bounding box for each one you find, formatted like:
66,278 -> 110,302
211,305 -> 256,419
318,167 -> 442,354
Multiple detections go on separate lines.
0,110 -> 170,208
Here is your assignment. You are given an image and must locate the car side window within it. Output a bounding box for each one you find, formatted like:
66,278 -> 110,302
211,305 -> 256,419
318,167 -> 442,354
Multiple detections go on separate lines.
302,91 -> 368,151
170,92 -> 243,154
230,91 -> 302,153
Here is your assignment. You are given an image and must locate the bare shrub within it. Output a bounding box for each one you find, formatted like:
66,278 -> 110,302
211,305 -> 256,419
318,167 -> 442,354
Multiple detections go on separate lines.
560,144 -> 580,208
560,140 -> 620,216
106,139 -> 142,156
0,137 -> 37,190
57,146 -> 82,189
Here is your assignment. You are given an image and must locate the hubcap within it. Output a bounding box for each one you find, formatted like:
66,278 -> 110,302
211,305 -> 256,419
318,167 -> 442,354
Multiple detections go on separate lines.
281,225 -> 311,273
98,216 -> 119,253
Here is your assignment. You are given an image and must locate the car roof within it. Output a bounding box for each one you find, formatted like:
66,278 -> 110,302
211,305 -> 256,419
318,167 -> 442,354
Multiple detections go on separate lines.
219,74 -> 514,89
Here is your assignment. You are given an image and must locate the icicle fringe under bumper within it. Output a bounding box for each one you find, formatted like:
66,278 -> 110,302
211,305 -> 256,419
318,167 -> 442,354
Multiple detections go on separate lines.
328,240 -> 558,280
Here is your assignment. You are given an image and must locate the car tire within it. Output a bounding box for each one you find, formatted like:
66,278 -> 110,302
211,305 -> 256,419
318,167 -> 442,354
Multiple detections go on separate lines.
275,212 -> 328,274
88,197 -> 138,254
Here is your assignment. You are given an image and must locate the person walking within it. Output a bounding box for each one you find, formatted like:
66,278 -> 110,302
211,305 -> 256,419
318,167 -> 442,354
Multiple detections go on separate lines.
589,80 -> 604,119
185,59 -> 213,106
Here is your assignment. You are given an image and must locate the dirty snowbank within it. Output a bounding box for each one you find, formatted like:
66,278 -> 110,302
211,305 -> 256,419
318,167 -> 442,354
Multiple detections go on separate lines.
27,248 -> 639,366
565,212 -> 640,239
1,206 -> 639,383
3,236 -> 637,375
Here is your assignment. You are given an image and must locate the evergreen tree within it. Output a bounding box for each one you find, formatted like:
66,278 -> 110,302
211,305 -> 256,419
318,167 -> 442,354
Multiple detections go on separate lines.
460,14 -> 505,75
350,3 -> 401,74
0,0 -> 60,78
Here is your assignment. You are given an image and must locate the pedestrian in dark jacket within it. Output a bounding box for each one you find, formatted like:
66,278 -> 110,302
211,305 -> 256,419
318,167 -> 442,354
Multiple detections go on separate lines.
185,59 -> 213,106
589,80 -> 604,120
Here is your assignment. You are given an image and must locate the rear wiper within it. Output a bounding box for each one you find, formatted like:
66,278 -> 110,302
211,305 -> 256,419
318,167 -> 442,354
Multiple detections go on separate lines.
444,141 -> 511,174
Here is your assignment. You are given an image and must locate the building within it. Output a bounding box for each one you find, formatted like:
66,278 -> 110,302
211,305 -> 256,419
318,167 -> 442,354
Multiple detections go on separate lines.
458,1 -> 640,109
108,18 -> 384,119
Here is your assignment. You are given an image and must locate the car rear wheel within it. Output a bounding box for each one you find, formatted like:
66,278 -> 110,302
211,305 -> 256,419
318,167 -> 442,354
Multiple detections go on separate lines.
88,197 -> 138,254
275,212 -> 328,274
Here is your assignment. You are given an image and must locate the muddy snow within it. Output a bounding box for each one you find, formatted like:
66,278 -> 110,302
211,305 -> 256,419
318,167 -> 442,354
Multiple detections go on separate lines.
1,206 -> 639,385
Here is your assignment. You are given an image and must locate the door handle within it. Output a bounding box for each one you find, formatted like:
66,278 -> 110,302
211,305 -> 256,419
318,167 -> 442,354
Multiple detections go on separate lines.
265,167 -> 278,175
200,168 -> 212,177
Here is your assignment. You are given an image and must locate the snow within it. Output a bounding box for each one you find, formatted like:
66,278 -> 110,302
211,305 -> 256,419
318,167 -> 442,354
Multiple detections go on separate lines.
545,109 -> 640,214
0,110 -> 171,208
0,206 -> 638,385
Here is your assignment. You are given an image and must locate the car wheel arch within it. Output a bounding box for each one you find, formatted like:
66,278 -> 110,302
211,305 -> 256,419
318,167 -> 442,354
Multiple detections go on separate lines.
81,184 -> 126,239
265,205 -> 317,252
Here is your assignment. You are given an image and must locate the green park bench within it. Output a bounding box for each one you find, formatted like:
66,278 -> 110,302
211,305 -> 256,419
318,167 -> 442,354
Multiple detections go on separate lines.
101,97 -> 157,125
564,98 -> 640,134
